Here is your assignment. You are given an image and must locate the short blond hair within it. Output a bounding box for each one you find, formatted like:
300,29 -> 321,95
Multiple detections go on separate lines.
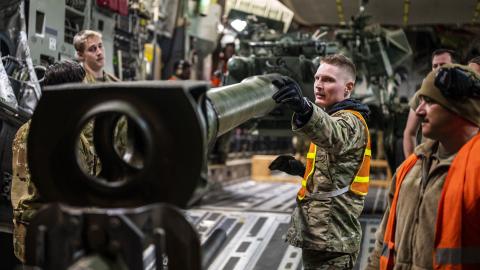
321,54 -> 356,82
73,30 -> 102,53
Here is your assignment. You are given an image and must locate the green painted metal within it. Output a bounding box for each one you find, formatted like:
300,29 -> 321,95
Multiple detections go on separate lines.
206,74 -> 279,139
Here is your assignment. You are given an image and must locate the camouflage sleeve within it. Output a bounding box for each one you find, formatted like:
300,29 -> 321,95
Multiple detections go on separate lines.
11,121 -> 37,263
364,172 -> 397,270
78,132 -> 99,175
78,116 -> 128,176
11,121 -> 31,210
80,120 -> 101,175
114,116 -> 128,157
292,104 -> 367,155
114,118 -> 145,168
10,121 -> 43,218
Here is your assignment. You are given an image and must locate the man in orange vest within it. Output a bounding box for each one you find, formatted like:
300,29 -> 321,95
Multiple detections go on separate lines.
270,54 -> 371,269
365,64 -> 480,270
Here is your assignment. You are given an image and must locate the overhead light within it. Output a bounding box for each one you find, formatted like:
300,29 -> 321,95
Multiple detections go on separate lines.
217,23 -> 225,33
230,19 -> 247,32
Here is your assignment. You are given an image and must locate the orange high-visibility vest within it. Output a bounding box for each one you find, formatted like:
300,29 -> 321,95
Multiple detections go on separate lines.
380,133 -> 480,270
434,133 -> 480,270
380,154 -> 419,270
297,110 -> 371,201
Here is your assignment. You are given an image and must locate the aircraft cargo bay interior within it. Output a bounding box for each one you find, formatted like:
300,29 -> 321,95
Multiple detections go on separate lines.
1,0 -> 480,269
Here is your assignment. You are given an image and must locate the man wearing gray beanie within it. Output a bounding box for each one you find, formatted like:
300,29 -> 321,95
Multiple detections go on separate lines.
366,64 -> 480,270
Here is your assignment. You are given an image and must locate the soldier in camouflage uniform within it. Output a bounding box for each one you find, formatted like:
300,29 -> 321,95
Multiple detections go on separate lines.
10,60 -> 92,262
74,29 -> 121,169
73,29 -> 128,173
270,54 -> 370,269
73,30 -> 119,83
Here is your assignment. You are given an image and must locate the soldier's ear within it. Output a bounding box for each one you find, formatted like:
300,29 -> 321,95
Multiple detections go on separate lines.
345,81 -> 354,91
77,51 -> 84,61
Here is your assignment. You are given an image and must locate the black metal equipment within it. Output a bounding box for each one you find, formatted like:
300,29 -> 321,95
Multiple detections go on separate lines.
24,77 -> 280,269
26,81 -> 209,269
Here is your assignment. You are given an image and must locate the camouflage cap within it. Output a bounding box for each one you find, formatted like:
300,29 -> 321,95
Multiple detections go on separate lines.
417,64 -> 480,126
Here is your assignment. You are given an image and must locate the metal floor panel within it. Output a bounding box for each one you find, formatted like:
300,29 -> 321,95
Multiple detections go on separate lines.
188,209 -> 303,270
189,180 -> 387,270
198,180 -> 299,213
357,216 -> 382,269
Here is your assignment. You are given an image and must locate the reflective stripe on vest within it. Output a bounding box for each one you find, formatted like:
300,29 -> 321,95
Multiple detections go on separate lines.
380,154 -> 419,270
296,110 -> 371,200
297,143 -> 316,200
435,247 -> 480,265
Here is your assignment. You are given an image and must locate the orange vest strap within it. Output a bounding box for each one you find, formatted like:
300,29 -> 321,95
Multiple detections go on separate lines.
343,110 -> 371,196
297,143 -> 316,200
434,133 -> 480,269
380,154 -> 419,270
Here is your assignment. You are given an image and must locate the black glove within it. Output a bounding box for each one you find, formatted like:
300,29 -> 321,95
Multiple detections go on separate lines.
272,76 -> 312,115
269,155 -> 306,177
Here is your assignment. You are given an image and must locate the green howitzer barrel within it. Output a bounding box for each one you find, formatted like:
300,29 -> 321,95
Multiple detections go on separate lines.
204,74 -> 280,144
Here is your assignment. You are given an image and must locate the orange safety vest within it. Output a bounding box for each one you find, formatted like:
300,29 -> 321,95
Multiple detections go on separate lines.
380,154 -> 419,270
297,110 -> 371,200
434,133 -> 480,269
380,133 -> 480,270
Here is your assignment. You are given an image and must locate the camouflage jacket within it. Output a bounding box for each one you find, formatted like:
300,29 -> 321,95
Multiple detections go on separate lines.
10,121 -> 95,261
83,70 -> 123,173
11,70 -> 122,261
286,105 -> 368,254
365,140 -> 455,270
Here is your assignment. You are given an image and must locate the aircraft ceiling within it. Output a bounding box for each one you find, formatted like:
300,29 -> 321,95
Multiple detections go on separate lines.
280,0 -> 480,26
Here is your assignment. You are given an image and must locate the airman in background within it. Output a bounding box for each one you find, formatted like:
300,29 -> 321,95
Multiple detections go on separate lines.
73,29 -> 119,83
